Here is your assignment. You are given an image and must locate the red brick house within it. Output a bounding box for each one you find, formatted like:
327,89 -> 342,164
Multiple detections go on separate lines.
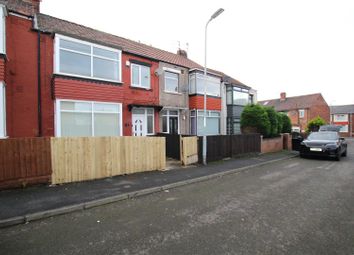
259,93 -> 330,132
0,0 -> 253,138
330,105 -> 354,137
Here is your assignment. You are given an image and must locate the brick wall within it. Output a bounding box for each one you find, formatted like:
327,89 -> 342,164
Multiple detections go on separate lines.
0,57 -> 4,81
261,135 -> 284,154
189,95 -> 221,111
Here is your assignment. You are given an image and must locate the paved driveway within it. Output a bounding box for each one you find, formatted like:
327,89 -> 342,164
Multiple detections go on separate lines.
0,140 -> 353,255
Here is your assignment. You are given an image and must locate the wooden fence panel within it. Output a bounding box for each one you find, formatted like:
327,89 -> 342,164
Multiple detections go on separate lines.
51,137 -> 166,185
180,137 -> 198,165
0,137 -> 52,189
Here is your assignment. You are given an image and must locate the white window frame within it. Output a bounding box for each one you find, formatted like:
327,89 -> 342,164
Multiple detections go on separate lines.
0,82 -> 6,138
131,63 -> 151,89
55,99 -> 123,137
0,5 -> 6,54
54,34 -> 122,83
189,73 -> 221,97
164,71 -> 179,93
161,109 -> 179,134
190,109 -> 221,135
132,107 -> 155,135
299,109 -> 305,118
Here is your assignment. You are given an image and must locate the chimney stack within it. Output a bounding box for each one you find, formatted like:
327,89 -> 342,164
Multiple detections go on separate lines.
280,92 -> 286,101
23,0 -> 41,13
177,49 -> 188,58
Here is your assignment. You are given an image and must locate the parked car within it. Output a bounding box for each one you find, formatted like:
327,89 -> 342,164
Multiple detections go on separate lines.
319,125 -> 341,132
299,131 -> 347,161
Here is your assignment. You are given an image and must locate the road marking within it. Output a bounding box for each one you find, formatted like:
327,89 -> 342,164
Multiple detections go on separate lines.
325,162 -> 336,170
284,163 -> 300,169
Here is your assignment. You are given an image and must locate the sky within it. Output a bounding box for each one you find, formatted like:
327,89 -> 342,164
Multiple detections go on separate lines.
41,0 -> 354,105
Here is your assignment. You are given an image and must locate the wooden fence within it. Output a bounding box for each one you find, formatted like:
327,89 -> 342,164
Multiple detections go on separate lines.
0,138 -> 52,189
156,133 -> 181,160
0,136 -> 166,189
180,137 -> 198,166
198,134 -> 261,163
51,137 -> 165,184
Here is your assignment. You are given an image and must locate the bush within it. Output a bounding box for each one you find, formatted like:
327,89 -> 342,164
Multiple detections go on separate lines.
306,116 -> 326,133
280,113 -> 292,133
264,107 -> 279,137
241,104 -> 271,137
276,112 -> 284,135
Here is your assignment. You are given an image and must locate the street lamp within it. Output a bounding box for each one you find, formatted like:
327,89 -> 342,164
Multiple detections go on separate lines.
202,8 -> 224,165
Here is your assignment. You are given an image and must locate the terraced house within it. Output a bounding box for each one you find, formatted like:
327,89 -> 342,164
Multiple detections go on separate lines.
0,0 -> 256,138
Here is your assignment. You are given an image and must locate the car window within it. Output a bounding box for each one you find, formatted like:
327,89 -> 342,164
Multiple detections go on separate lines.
308,132 -> 338,140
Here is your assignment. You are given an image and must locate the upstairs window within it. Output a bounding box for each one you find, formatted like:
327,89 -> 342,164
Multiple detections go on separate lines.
226,86 -> 249,106
299,109 -> 305,118
164,71 -> 179,93
55,35 -> 121,82
131,63 -> 150,89
189,73 -> 220,97
0,6 -> 5,54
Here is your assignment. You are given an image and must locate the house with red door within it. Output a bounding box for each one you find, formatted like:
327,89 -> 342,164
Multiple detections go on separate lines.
259,92 -> 330,132
0,0 -> 256,139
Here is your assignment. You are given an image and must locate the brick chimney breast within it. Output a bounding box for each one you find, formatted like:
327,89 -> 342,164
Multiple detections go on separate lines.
280,92 -> 286,101
177,49 -> 188,58
22,0 -> 41,13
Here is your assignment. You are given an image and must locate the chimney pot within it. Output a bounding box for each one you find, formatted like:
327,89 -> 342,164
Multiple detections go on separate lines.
280,92 -> 286,101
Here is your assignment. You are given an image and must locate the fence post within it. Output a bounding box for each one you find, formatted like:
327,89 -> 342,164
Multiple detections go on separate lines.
202,135 -> 207,165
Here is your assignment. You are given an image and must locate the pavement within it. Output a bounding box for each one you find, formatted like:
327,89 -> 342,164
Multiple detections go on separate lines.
0,140 -> 353,255
0,150 -> 297,227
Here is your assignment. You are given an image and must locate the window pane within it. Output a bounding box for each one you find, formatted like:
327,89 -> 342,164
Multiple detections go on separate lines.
227,90 -> 232,105
210,112 -> 220,117
190,110 -> 196,117
94,113 -> 120,136
162,116 -> 168,132
147,108 -> 154,115
93,57 -> 119,81
190,117 -> 196,135
132,108 -> 144,114
233,91 -> 249,105
165,76 -> 178,92
147,115 -> 153,134
189,74 -> 196,94
61,112 -> 92,137
61,101 -> 92,111
0,8 -> 4,54
141,66 -> 150,88
169,110 -> 178,116
132,65 -> 140,85
94,103 -> 119,112
197,116 -> 220,135
60,39 -> 91,54
60,50 -> 91,77
161,110 -> 167,115
93,47 -> 119,60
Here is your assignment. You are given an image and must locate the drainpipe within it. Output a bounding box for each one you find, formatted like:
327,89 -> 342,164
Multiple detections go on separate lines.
37,30 -> 42,137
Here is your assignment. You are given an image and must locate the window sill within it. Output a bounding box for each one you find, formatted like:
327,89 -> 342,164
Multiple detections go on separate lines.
53,74 -> 123,86
130,86 -> 152,91
164,91 -> 182,95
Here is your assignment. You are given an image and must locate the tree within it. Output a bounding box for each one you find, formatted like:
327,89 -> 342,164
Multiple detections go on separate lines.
276,112 -> 284,135
241,104 -> 271,137
264,107 -> 278,137
306,116 -> 326,133
281,113 -> 292,133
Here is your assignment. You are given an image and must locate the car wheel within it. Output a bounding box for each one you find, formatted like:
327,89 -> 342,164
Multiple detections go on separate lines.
342,150 -> 347,157
335,153 -> 341,161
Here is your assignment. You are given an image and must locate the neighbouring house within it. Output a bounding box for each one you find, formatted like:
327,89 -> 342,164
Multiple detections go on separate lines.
330,105 -> 354,137
0,0 -> 256,138
224,75 -> 257,135
259,93 -> 330,132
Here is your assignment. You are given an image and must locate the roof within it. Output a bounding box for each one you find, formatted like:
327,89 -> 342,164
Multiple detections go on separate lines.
330,105 -> 354,114
36,13 -> 203,70
258,93 -> 327,111
2,1 -> 252,89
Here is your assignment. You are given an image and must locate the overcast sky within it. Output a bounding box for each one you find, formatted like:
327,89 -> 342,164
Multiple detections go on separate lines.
41,0 -> 354,105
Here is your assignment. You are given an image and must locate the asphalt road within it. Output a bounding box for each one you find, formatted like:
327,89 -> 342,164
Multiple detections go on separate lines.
1,139 -> 353,255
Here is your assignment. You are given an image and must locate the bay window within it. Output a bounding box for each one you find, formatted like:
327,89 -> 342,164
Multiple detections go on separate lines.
0,82 -> 5,137
0,5 -> 5,54
131,63 -> 150,89
189,73 -> 221,97
226,86 -> 249,106
190,110 -> 220,135
55,35 -> 121,82
56,100 -> 122,137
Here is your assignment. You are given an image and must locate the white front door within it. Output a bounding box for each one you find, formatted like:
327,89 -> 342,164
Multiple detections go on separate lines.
132,114 -> 146,136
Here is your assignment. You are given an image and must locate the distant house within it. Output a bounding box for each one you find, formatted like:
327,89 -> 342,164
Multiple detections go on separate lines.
330,105 -> 354,137
259,93 -> 330,132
